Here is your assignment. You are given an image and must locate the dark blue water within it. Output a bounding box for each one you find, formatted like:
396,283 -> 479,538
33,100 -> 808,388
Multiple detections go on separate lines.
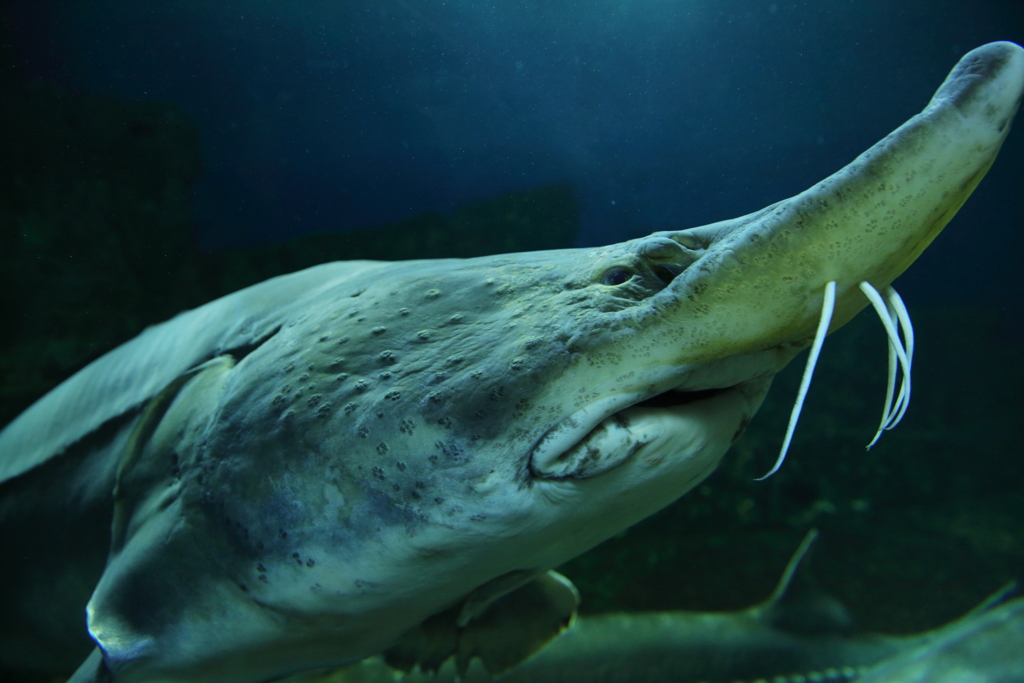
7,1 -> 1023,309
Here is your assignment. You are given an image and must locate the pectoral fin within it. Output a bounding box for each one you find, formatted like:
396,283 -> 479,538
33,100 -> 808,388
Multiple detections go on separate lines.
66,648 -> 113,683
456,570 -> 580,677
384,570 -> 580,677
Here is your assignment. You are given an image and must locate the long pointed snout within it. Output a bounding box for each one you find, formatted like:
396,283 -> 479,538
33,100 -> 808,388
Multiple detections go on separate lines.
660,41 -> 1024,362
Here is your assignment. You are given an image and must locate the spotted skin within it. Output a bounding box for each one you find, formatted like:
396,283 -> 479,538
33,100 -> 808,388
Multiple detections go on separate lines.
0,42 -> 1021,683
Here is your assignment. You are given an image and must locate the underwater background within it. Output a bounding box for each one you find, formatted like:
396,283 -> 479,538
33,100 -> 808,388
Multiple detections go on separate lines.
1,0 -> 1023,678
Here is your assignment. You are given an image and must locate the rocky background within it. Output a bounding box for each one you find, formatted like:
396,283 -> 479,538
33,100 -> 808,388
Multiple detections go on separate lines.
0,12 -> 1021,678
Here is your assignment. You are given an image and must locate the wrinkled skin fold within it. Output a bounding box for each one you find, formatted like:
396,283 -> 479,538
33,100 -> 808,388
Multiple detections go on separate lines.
0,42 -> 1021,683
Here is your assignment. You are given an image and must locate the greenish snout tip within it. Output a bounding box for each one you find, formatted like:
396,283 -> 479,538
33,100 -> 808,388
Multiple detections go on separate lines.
654,40 -> 1024,363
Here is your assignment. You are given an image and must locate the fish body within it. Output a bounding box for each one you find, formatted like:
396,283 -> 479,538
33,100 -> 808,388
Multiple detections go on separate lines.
309,531 -> 912,683
0,42 -> 1021,683
313,589 -> 1024,683
856,592 -> 1024,683
286,537 -> 1024,683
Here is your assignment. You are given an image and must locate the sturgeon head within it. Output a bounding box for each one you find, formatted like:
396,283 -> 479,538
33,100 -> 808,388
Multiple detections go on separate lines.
6,42 -> 1020,683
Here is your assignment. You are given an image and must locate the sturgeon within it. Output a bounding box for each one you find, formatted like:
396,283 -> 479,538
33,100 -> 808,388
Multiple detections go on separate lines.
301,534 -> 1021,683
0,42 -> 1022,683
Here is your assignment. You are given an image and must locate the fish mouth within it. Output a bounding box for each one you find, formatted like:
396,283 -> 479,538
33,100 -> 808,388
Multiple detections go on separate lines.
528,383 -> 748,481
633,386 -> 731,409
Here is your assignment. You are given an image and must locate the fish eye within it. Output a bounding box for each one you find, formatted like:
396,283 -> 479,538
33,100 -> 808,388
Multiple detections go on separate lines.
601,267 -> 635,286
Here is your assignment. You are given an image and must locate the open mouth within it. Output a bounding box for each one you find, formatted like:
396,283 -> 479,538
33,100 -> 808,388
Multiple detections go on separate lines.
633,386 -> 731,409
528,384 -> 740,480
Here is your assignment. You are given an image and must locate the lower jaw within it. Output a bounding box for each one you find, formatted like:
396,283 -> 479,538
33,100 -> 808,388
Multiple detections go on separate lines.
534,381 -> 761,482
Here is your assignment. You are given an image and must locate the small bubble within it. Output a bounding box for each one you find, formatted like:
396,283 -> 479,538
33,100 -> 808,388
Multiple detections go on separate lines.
425,289 -> 441,300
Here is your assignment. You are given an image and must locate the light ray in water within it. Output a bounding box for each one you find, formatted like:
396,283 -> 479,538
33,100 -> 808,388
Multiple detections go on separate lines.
860,282 -> 913,448
756,280 -> 836,481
